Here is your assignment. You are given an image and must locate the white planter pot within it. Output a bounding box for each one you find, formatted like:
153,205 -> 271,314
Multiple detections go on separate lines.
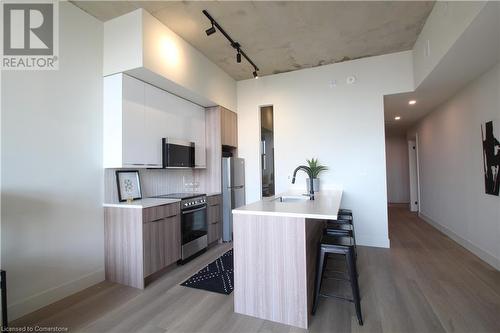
306,178 -> 320,192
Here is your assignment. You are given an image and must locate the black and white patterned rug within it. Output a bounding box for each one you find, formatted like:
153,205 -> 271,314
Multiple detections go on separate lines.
180,250 -> 233,295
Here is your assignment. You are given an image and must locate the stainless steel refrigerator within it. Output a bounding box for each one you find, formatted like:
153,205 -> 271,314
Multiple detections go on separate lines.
222,157 -> 245,242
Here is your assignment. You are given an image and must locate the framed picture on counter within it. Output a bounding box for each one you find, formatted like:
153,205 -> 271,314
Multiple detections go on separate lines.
116,170 -> 142,202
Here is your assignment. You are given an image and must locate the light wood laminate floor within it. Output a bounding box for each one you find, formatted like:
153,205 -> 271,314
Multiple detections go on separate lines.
12,206 -> 500,332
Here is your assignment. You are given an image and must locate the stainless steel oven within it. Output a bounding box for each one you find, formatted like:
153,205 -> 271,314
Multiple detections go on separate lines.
162,138 -> 195,168
180,196 -> 208,261
150,193 -> 208,263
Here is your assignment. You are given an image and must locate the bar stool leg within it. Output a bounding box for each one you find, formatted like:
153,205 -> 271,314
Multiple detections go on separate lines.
312,247 -> 326,315
1,270 -> 7,328
346,248 -> 363,325
351,223 -> 358,260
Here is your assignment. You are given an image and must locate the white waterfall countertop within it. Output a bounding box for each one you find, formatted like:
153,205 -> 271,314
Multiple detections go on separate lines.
232,189 -> 343,220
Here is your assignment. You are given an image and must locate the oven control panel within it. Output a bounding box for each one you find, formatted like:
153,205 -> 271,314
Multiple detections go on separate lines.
182,196 -> 207,208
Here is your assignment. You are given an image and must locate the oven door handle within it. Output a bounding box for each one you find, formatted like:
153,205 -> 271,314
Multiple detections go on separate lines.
182,206 -> 206,214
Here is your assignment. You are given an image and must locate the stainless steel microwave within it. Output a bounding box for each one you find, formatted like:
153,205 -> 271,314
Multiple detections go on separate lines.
162,138 -> 195,168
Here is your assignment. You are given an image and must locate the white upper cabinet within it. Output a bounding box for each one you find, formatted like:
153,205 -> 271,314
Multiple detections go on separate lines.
103,73 -> 206,168
145,83 -> 206,168
143,83 -> 167,167
122,75 -> 151,167
190,103 -> 206,168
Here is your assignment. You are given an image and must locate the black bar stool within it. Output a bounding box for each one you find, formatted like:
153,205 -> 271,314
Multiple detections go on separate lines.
312,235 -> 363,325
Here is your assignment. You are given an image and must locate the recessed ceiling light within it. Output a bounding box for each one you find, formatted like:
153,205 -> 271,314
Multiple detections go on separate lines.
395,116 -> 401,120
408,100 -> 417,105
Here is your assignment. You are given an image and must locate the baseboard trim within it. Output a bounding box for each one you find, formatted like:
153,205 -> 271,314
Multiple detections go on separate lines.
357,235 -> 390,249
8,269 -> 105,321
419,212 -> 500,271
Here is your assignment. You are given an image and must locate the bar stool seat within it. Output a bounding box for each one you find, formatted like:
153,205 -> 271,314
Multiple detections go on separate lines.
325,223 -> 353,237
338,208 -> 352,216
337,214 -> 353,222
326,222 -> 353,231
312,235 -> 363,325
327,216 -> 357,259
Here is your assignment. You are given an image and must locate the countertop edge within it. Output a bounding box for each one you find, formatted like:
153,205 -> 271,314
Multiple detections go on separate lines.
103,198 -> 181,209
232,209 -> 337,220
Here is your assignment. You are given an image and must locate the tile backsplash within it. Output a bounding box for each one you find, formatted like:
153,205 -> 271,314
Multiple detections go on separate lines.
104,168 -> 206,203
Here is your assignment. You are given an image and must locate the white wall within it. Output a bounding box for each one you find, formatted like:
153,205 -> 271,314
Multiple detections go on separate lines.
385,136 -> 410,203
415,62 -> 500,270
237,51 -> 414,248
1,3 -> 104,319
104,9 -> 237,111
412,1 -> 486,87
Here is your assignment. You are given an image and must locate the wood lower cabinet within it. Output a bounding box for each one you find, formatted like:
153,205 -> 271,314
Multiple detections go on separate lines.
207,195 -> 222,244
104,202 -> 181,289
143,215 -> 180,277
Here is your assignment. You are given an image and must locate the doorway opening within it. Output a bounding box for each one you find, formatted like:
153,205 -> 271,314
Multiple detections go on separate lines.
260,106 -> 275,197
385,133 -> 411,207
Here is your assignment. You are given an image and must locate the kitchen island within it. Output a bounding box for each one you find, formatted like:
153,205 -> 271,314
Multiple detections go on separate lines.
232,190 -> 343,329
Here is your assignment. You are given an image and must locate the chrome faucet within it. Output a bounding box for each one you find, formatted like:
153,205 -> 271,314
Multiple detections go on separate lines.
291,165 -> 315,200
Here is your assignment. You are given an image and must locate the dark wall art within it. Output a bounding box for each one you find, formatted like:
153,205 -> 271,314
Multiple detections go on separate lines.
481,120 -> 500,196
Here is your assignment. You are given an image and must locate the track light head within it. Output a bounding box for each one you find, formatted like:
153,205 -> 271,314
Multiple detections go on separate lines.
236,50 -> 241,63
253,70 -> 258,79
205,23 -> 216,36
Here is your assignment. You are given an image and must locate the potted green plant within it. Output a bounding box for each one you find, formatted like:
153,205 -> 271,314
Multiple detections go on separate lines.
306,158 -> 328,192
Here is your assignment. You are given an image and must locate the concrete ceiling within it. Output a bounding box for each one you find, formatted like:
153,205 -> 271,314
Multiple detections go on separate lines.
72,1 -> 434,80
384,2 -> 500,136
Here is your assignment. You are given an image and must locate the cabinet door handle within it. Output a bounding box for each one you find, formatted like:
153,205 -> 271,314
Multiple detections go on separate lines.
182,206 -> 206,214
148,214 -> 177,223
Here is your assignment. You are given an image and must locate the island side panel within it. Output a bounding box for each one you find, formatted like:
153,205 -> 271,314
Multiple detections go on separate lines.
305,218 -> 326,317
104,207 -> 144,289
233,214 -> 309,329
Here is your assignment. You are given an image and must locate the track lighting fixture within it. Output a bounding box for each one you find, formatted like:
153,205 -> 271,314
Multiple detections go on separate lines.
202,10 -> 260,79
205,22 -> 216,36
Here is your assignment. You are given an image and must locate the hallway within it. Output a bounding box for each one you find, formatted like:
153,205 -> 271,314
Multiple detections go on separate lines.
12,206 -> 500,332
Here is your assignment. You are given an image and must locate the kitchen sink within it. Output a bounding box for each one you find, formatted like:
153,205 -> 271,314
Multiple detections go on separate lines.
276,195 -> 310,202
